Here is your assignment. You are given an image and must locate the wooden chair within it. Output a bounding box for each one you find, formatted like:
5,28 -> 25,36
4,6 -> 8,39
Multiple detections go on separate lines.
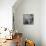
25,40 -> 35,46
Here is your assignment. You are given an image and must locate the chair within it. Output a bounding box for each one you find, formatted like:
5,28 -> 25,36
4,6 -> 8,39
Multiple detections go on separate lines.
25,40 -> 35,46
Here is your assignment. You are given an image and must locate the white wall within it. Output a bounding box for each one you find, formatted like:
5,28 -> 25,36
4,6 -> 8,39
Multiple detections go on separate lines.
41,0 -> 46,46
13,0 -> 41,46
0,0 -> 16,30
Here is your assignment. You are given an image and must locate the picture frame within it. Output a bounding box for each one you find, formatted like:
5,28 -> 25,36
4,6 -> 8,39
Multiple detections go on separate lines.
23,14 -> 34,25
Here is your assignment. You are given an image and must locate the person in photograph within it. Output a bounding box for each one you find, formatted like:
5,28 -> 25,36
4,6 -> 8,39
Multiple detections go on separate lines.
23,14 -> 33,24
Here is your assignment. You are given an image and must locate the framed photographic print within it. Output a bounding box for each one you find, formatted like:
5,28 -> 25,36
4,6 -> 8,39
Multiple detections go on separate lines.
23,14 -> 34,25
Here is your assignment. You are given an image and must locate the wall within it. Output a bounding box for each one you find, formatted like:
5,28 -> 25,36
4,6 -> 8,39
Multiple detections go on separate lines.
41,0 -> 46,46
0,0 -> 16,30
13,0 -> 41,46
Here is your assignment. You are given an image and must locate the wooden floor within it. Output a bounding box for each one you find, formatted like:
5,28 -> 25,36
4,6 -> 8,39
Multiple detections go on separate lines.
0,39 -> 16,46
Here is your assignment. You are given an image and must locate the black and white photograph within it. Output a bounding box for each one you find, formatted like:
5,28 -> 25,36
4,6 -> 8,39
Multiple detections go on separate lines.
23,14 -> 34,25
